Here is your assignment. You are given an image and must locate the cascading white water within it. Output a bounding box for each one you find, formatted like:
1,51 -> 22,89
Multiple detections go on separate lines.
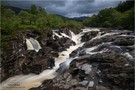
0,29 -> 86,90
26,38 -> 42,52
1,28 -> 134,90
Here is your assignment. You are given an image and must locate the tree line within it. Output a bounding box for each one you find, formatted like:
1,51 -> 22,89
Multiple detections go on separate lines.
1,0 -> 134,38
1,5 -> 83,36
83,0 -> 134,30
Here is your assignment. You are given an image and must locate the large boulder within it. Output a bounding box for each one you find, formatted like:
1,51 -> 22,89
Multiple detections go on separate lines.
59,28 -> 81,35
73,50 -> 134,90
47,36 -> 75,52
83,35 -> 117,48
83,35 -> 134,48
112,36 -> 134,46
81,31 -> 99,42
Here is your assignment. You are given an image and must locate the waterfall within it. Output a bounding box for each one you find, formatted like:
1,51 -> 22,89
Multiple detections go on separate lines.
1,28 -> 134,90
0,29 -> 86,90
26,38 -> 41,52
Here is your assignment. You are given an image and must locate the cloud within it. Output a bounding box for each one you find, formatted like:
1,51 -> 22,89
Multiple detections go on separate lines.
2,0 -> 125,18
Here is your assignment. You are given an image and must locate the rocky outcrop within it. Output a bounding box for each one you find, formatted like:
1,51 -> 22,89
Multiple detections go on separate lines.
83,35 -> 134,48
46,36 -> 75,52
69,47 -> 84,58
59,28 -> 82,35
81,31 -> 99,42
112,36 -> 134,46
29,29 -> 134,90
31,49 -> 134,90
1,29 -> 55,82
1,28 -> 80,82
1,28 -> 134,90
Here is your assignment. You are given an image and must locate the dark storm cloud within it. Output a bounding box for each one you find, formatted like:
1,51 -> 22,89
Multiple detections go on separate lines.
2,0 -> 125,17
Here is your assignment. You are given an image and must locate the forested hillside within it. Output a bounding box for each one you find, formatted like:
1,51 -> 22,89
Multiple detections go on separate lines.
83,0 -> 134,30
1,5 -> 83,37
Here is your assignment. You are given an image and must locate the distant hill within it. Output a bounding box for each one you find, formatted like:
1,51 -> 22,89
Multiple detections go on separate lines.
71,16 -> 89,21
9,6 -> 26,14
2,5 -> 26,14
56,14 -> 89,22
55,14 -> 71,21
3,4 -> 88,22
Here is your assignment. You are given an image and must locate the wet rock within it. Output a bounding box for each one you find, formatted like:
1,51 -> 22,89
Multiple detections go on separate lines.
81,31 -> 99,42
112,36 -> 134,46
1,29 -> 55,81
83,35 -> 134,48
2,28 -> 134,90
76,50 -> 122,63
26,29 -> 42,38
47,57 -> 55,69
78,70 -> 86,81
88,81 -> 94,87
70,47 -> 83,58
50,51 -> 59,57
47,36 -> 75,52
29,79 -> 53,90
80,63 -> 92,74
56,61 -> 69,74
96,85 -> 110,90
100,28 -> 111,32
83,35 -> 117,48
92,43 -> 122,53
79,80 -> 88,86
59,28 -> 81,35
59,28 -> 72,37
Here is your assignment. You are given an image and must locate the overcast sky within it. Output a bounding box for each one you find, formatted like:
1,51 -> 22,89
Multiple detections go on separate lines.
2,0 -> 125,18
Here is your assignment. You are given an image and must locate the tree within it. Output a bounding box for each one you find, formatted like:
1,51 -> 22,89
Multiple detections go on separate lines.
65,20 -> 83,29
38,6 -> 46,15
83,8 -> 126,29
2,8 -> 15,19
119,8 -> 134,29
36,16 -> 48,29
19,10 -> 30,24
29,4 -> 37,14
1,8 -> 19,35
83,15 -> 99,27
116,0 -> 134,12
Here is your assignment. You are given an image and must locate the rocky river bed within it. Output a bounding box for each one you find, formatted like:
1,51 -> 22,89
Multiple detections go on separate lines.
1,28 -> 134,90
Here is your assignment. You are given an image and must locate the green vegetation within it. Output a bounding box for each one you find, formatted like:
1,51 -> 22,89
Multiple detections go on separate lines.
1,0 -> 134,39
1,4 -> 83,48
83,1 -> 134,30
1,7 -> 20,36
1,4 -> 83,36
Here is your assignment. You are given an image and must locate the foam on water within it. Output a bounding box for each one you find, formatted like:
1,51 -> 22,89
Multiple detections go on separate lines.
53,31 -> 62,38
123,52 -> 133,59
100,32 -> 117,37
1,28 -> 125,90
61,33 -> 71,39
119,34 -> 135,37
82,28 -> 100,33
0,29 -> 88,90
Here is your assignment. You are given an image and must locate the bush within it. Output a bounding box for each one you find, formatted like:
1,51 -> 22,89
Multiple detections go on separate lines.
65,20 -> 83,29
18,24 -> 39,29
1,8 -> 20,35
